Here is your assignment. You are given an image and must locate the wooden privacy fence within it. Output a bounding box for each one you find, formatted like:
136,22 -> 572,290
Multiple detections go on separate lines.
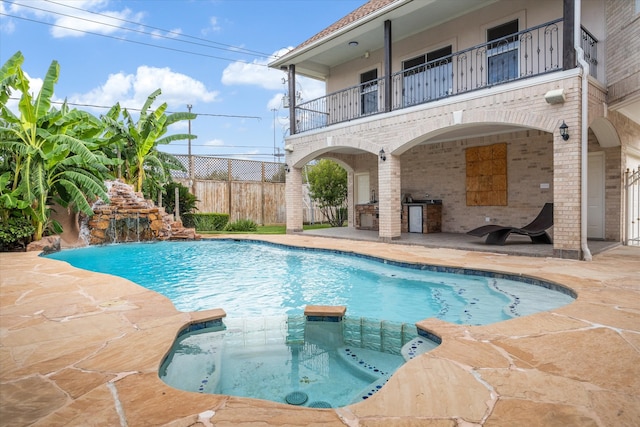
171,155 -> 326,225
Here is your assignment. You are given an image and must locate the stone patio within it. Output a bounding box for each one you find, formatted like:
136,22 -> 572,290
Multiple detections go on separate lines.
1,234 -> 638,426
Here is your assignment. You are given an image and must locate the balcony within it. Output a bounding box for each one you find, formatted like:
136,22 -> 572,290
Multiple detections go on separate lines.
293,19 -> 596,134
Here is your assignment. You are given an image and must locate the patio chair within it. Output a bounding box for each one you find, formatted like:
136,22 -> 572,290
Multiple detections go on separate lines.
467,203 -> 553,245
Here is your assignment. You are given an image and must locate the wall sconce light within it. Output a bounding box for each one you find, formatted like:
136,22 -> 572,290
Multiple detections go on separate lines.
284,163 -> 290,173
559,121 -> 569,141
379,148 -> 386,161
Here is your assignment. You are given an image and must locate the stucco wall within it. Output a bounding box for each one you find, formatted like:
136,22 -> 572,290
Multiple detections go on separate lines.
327,0 -> 566,94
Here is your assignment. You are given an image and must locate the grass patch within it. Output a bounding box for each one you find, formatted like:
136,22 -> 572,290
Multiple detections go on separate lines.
199,223 -> 332,235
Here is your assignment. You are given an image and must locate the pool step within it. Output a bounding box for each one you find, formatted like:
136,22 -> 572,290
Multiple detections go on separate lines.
351,374 -> 392,403
337,347 -> 402,381
400,337 -> 439,361
337,346 -> 404,403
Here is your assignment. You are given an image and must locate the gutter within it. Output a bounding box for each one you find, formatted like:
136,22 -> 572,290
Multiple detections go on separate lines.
574,0 -> 592,261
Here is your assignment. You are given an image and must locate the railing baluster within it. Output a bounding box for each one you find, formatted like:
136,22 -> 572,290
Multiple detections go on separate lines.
295,18 -> 579,134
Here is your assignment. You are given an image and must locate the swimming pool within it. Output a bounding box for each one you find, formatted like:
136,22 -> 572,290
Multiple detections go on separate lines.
46,239 -> 575,407
159,315 -> 434,408
45,239 -> 575,325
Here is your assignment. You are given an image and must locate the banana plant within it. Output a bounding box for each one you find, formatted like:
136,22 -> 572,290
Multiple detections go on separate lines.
102,88 -> 195,194
0,51 -> 111,240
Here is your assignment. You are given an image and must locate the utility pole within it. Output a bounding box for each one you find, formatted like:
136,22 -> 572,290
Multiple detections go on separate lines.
187,104 -> 194,192
271,108 -> 277,162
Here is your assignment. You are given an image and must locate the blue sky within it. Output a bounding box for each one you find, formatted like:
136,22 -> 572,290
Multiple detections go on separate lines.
0,0 -> 364,161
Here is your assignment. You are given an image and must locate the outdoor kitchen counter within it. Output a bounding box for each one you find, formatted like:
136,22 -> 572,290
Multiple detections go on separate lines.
402,200 -> 442,233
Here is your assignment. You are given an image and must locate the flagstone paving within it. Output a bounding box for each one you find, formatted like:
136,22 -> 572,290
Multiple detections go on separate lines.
1,235 -> 638,426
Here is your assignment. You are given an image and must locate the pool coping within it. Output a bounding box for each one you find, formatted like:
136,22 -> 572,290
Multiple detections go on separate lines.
1,234 -> 639,426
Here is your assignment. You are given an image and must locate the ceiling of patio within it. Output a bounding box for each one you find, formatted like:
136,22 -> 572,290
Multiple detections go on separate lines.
272,0 -> 498,79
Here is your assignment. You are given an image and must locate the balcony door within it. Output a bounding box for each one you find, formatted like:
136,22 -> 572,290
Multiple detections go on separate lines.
402,46 -> 452,107
487,20 -> 519,84
360,69 -> 378,115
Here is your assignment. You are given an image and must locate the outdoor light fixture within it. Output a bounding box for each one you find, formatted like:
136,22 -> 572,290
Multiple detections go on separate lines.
559,121 -> 569,141
348,41 -> 359,47
379,148 -> 386,161
284,163 -> 291,173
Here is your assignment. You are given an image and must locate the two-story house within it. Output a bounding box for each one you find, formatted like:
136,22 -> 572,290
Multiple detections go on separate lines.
270,0 -> 640,260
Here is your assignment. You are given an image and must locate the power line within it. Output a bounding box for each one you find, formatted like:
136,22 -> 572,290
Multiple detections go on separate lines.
166,143 -> 272,148
6,0 -> 272,59
6,97 -> 263,120
42,0 -> 271,58
0,11 -> 271,65
158,150 -> 282,159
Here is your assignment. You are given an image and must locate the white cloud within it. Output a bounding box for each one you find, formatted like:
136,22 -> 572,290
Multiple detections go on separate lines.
203,138 -> 224,146
222,48 -> 325,106
3,72 -> 60,114
200,16 -> 222,36
296,78 -> 325,104
133,66 -> 219,105
72,71 -> 134,108
221,59 -> 284,91
267,93 -> 285,111
0,2 -> 16,34
68,65 -> 219,112
52,8 -> 144,38
209,16 -> 221,32
5,0 -> 145,38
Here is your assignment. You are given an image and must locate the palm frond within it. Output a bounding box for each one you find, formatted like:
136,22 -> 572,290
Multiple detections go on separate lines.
156,133 -> 196,145
56,178 -> 94,215
165,112 -> 197,126
33,60 -> 59,121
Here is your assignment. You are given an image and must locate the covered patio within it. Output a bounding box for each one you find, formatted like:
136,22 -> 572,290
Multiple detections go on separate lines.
300,227 -> 620,258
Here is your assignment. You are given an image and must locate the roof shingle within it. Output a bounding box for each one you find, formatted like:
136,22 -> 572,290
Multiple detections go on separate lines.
292,0 -> 400,52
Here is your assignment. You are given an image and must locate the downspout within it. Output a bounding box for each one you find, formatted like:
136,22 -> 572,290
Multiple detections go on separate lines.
574,0 -> 592,261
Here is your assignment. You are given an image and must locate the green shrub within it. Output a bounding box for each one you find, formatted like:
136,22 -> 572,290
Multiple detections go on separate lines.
183,213 -> 229,231
224,219 -> 258,232
0,216 -> 36,252
162,181 -> 198,217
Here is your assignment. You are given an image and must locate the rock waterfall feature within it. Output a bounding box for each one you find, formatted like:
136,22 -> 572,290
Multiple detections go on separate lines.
84,180 -> 198,245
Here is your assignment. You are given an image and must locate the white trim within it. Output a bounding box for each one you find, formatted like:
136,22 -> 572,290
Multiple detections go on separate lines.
479,10 -> 527,44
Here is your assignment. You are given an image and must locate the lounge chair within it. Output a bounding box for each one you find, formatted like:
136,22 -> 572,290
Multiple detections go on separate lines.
467,203 -> 553,245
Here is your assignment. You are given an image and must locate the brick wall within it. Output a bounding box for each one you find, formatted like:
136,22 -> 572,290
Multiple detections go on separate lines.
285,167 -> 303,232
286,75 -> 586,255
605,0 -> 640,104
400,130 -> 554,234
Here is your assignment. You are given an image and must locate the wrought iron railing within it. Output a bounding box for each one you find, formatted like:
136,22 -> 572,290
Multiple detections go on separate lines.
294,19 -> 574,134
581,26 -> 598,79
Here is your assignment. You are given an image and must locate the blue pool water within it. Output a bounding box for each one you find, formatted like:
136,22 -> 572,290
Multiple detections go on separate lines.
47,239 -> 575,407
160,315 -> 431,408
45,239 -> 575,325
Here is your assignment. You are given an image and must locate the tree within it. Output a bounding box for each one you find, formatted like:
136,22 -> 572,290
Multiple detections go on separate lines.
0,51 -> 111,240
306,159 -> 347,227
101,89 -> 195,196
